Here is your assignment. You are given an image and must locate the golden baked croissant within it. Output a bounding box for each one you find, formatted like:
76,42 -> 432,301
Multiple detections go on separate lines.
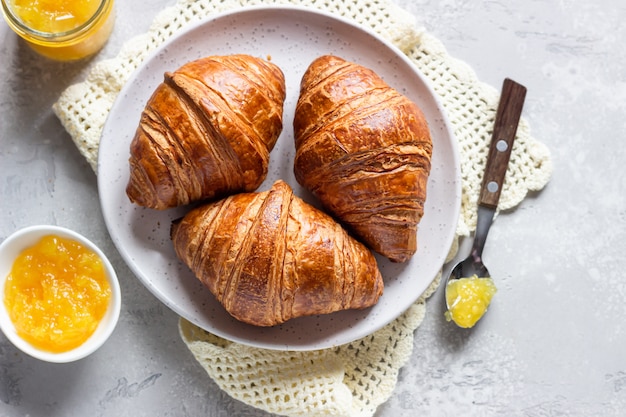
126,54 -> 286,210
170,180 -> 383,327
293,55 -> 433,263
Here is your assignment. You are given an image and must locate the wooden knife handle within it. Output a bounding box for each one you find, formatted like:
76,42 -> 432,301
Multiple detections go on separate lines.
479,78 -> 527,209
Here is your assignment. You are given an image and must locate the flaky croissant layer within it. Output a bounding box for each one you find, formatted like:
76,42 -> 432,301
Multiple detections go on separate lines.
294,55 -> 433,262
126,54 -> 286,210
171,180 -> 383,327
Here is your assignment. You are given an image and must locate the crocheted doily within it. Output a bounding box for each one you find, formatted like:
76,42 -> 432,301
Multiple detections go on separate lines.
53,0 -> 552,416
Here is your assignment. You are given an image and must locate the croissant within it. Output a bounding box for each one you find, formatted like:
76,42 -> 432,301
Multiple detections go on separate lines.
293,55 -> 433,263
170,180 -> 383,327
126,54 -> 286,209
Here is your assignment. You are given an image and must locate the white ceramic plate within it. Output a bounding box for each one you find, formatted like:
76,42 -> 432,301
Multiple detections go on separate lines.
98,5 -> 461,350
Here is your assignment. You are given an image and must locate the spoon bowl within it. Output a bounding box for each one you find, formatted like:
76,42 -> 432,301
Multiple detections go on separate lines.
444,78 -> 527,328
449,205 -> 494,281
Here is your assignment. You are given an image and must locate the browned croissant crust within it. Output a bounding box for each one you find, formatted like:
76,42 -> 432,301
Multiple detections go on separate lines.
170,180 -> 383,327
293,55 -> 433,263
126,54 -> 286,210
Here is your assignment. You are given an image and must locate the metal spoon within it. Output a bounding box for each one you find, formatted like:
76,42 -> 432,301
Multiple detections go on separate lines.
444,78 -> 527,328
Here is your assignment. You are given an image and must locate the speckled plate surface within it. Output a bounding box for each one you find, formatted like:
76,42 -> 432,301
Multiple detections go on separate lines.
98,5 -> 461,350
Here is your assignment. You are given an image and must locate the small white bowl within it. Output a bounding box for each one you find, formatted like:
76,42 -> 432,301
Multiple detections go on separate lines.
0,225 -> 121,363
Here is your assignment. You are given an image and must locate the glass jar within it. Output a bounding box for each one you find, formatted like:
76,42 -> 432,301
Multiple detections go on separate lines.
1,0 -> 115,61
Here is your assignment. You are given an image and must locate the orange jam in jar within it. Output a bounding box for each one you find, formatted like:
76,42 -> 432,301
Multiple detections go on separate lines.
3,235 -> 111,353
1,0 -> 115,61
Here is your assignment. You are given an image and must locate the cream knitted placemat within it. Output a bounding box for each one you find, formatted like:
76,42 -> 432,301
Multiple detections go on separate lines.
53,0 -> 552,416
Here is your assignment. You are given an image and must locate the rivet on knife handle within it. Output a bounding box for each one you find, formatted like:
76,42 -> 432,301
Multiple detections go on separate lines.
479,78 -> 527,210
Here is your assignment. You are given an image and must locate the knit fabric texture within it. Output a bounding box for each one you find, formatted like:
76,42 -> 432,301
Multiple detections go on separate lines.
53,0 -> 553,416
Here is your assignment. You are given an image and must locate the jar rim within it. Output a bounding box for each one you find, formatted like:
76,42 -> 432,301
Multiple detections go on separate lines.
1,0 -> 111,41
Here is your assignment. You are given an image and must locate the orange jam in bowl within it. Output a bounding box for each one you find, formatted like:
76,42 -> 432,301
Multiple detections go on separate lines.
0,226 -> 121,362
1,0 -> 115,61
